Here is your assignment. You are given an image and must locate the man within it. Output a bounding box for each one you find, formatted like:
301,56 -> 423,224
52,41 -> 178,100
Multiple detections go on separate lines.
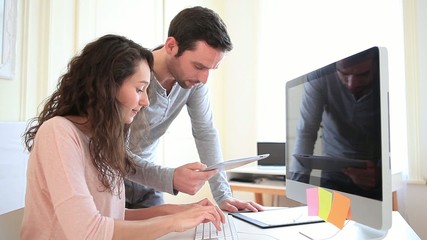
291,47 -> 381,199
125,6 -> 262,212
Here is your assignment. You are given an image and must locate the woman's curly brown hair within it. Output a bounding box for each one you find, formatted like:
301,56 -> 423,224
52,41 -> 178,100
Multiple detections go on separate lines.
23,34 -> 153,194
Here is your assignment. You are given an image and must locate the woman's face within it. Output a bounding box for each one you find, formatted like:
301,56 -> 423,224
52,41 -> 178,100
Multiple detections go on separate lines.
116,60 -> 151,124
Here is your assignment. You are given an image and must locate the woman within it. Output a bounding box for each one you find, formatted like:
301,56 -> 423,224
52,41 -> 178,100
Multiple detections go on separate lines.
21,34 -> 224,240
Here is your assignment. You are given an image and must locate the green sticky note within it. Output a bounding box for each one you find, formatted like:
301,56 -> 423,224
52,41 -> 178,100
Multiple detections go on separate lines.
318,187 -> 333,221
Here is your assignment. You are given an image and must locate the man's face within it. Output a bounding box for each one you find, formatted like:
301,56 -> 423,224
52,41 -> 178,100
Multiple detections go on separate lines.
168,40 -> 225,89
336,58 -> 375,97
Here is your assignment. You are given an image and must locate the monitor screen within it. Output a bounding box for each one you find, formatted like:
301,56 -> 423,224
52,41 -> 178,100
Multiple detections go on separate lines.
285,46 -> 391,233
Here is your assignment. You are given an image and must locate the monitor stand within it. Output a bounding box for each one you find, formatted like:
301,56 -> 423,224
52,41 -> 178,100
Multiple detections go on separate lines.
298,220 -> 388,240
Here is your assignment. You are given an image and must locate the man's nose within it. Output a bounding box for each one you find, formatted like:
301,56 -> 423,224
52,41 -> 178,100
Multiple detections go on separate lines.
198,70 -> 210,84
346,76 -> 357,91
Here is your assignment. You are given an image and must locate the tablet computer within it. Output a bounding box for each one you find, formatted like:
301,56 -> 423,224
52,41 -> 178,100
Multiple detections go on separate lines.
229,206 -> 323,229
293,154 -> 368,171
201,154 -> 270,172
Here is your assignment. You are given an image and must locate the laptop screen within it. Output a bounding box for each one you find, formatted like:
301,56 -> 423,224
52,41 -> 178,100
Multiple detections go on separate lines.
257,142 -> 285,166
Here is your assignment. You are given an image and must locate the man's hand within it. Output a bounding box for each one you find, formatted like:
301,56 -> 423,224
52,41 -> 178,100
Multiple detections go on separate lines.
173,162 -> 218,195
219,197 -> 264,213
343,160 -> 378,190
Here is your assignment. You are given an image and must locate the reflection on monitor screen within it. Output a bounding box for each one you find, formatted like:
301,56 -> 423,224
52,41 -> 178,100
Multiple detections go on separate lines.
285,47 -> 391,235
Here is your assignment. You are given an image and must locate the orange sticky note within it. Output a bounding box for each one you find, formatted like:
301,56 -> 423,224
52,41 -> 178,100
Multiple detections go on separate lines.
318,187 -> 333,221
327,191 -> 351,229
347,207 -> 352,219
306,187 -> 319,216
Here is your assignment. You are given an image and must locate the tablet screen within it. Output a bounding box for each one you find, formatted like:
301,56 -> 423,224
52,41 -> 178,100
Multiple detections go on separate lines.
201,154 -> 270,172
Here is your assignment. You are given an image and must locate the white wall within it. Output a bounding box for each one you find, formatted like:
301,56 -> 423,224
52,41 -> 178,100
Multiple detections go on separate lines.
254,0 -> 407,172
0,122 -> 28,215
0,122 -> 27,240
398,0 -> 427,239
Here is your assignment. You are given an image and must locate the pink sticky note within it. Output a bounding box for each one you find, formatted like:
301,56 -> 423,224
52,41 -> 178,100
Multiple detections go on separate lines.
306,187 -> 319,216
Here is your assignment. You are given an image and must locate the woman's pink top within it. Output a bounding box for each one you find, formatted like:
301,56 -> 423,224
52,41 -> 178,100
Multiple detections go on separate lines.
21,116 -> 124,240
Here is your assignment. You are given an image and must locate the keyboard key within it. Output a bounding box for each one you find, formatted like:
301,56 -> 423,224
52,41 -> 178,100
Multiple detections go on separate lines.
194,214 -> 239,240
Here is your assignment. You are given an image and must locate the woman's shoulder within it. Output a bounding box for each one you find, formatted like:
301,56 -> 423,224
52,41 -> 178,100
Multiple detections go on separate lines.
42,116 -> 74,129
39,116 -> 82,138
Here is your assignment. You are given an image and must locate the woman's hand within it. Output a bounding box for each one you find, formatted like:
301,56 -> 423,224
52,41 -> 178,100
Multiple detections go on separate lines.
171,198 -> 225,232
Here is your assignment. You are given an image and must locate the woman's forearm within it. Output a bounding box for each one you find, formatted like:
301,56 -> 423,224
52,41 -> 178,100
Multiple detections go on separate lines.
125,204 -> 182,220
113,216 -> 174,240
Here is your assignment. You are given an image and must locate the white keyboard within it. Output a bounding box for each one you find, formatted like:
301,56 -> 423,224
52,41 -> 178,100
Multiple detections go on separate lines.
194,214 -> 239,240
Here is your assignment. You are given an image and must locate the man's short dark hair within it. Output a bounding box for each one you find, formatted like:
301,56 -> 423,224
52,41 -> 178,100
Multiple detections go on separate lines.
168,6 -> 233,57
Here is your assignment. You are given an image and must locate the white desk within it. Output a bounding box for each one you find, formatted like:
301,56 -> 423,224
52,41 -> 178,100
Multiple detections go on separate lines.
158,211 -> 420,240
227,166 -> 286,205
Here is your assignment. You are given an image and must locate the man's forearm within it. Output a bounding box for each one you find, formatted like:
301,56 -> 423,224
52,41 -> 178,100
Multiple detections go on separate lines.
126,155 -> 176,194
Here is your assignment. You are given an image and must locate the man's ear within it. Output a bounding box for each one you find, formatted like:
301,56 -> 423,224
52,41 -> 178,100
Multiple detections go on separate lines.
165,37 -> 178,56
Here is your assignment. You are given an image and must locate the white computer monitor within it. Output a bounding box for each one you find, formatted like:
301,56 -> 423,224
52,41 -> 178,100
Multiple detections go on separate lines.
285,46 -> 391,237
